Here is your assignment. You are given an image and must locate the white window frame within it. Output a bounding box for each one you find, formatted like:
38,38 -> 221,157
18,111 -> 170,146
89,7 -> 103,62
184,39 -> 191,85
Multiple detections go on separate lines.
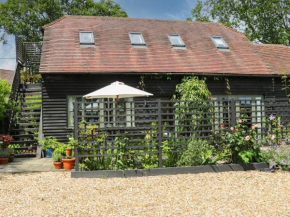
79,31 -> 95,45
129,32 -> 146,46
67,96 -> 135,128
168,34 -> 185,47
213,95 -> 264,135
211,36 -> 229,49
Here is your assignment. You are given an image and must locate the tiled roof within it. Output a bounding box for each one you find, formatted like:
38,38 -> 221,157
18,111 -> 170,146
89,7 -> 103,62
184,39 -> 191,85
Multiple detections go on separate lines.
40,16 -> 276,75
0,69 -> 15,85
254,44 -> 290,74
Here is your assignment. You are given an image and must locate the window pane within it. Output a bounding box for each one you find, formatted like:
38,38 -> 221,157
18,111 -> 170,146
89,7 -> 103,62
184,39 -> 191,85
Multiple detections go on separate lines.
168,35 -> 185,46
80,32 -> 94,44
214,38 -> 226,47
170,36 -> 182,45
129,33 -> 145,45
212,37 -> 228,48
131,34 -> 143,44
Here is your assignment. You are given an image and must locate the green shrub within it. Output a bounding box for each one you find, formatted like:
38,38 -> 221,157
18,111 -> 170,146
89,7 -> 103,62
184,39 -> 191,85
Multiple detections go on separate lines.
212,119 -> 263,164
0,150 -> 10,158
52,152 -> 62,162
39,136 -> 61,151
262,146 -> 290,171
0,78 -> 11,120
177,136 -> 216,167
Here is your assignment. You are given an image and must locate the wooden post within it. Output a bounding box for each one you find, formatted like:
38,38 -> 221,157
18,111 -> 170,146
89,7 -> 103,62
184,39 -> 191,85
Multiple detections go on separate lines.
157,99 -> 163,168
230,98 -> 236,127
74,101 -> 79,171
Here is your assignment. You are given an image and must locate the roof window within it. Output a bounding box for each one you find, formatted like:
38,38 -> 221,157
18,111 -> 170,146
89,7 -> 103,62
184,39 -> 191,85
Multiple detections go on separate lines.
79,31 -> 94,45
129,32 -> 146,47
168,34 -> 185,47
211,36 -> 229,49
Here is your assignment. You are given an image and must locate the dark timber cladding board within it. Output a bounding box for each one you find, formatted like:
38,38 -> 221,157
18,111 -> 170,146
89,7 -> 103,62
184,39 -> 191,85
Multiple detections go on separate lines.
42,74 -> 286,141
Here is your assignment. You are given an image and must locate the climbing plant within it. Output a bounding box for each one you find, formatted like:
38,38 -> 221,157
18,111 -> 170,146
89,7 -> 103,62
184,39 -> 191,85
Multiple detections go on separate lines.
173,76 -> 212,134
0,78 -> 12,120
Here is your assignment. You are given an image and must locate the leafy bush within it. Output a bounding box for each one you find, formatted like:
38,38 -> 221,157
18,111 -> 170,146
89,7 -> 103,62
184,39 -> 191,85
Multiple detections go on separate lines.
0,78 -> 11,120
113,136 -> 136,170
79,157 -> 112,171
39,136 -> 61,151
262,146 -> 290,171
213,119 -> 263,164
177,136 -> 217,167
0,134 -> 13,150
0,150 -> 10,158
173,76 -> 212,134
52,152 -> 63,162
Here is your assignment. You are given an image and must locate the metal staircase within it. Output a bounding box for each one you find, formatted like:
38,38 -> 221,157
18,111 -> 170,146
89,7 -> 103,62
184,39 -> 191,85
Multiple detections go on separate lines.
10,84 -> 42,157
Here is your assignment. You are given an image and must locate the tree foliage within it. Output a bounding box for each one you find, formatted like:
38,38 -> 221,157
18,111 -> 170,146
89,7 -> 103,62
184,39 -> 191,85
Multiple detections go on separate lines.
0,78 -> 12,120
189,0 -> 290,45
0,0 -> 127,42
174,76 -> 211,101
173,76 -> 212,135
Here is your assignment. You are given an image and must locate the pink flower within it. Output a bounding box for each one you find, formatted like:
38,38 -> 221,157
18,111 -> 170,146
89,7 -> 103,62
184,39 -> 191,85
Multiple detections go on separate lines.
245,136 -> 250,141
230,127 -> 234,131
238,119 -> 243,123
251,124 -> 258,130
271,134 -> 275,141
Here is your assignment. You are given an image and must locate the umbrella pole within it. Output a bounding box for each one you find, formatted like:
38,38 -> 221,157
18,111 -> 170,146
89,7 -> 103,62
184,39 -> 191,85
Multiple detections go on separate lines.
116,95 -> 119,127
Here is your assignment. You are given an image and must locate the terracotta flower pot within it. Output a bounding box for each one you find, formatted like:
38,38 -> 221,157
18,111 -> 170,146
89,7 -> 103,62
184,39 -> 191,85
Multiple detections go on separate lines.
9,154 -> 15,162
62,158 -> 75,170
53,161 -> 63,170
0,158 -> 9,164
65,148 -> 72,157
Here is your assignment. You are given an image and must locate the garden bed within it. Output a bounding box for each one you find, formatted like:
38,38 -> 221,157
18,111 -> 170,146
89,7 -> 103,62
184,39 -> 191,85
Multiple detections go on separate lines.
71,162 -> 269,178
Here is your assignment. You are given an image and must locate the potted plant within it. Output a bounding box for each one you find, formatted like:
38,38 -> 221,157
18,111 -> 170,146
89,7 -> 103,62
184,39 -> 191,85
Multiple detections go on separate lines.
0,150 -> 10,164
52,152 -> 63,169
0,135 -> 13,150
62,156 -> 75,170
6,148 -> 15,162
39,136 -> 60,158
66,136 -> 78,157
65,143 -> 72,157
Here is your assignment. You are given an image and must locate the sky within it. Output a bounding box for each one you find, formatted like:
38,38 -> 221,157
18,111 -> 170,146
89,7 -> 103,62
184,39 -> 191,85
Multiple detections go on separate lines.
0,0 -> 198,71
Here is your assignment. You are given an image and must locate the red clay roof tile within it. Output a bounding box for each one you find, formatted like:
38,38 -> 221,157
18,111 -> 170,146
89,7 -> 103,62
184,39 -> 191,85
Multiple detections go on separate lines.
253,44 -> 290,74
0,69 -> 15,85
39,16 -> 287,76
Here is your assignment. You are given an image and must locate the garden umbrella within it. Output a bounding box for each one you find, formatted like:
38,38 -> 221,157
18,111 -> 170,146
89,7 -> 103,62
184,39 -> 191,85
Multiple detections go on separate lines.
83,81 -> 153,100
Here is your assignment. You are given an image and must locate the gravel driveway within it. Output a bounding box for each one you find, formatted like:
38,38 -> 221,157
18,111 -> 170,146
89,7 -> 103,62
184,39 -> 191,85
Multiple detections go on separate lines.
0,171 -> 289,216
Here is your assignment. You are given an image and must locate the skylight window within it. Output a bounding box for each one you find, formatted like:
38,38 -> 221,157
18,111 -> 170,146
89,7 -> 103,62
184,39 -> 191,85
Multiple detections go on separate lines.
168,34 -> 185,47
79,31 -> 94,45
129,32 -> 146,46
211,36 -> 229,49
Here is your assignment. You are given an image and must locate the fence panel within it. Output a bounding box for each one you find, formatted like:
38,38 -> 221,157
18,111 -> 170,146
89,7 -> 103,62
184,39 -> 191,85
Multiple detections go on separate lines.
74,98 -> 290,171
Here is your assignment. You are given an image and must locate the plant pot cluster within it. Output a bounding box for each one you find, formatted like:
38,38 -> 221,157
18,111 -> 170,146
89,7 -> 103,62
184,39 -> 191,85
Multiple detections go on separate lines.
0,135 -> 14,165
0,148 -> 15,165
52,148 -> 75,170
40,136 -> 77,170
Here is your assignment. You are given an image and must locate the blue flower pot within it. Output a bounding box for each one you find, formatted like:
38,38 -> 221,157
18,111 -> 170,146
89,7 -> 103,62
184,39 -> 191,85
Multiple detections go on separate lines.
46,148 -> 54,158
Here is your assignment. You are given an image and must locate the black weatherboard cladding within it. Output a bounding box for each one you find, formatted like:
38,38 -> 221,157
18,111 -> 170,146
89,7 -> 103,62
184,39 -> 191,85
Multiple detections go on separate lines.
42,74 -> 285,142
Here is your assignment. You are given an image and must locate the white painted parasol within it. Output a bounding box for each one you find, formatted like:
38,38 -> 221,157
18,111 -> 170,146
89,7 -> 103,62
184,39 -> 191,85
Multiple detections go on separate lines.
83,81 -> 153,100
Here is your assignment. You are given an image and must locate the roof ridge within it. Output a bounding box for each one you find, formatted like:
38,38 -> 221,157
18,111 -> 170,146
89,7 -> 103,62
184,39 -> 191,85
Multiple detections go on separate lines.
42,15 -> 245,35
216,23 -> 246,36
42,16 -> 68,29
253,43 -> 290,48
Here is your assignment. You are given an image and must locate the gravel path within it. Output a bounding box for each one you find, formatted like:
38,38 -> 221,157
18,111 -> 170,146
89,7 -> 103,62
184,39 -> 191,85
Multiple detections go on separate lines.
0,171 -> 289,216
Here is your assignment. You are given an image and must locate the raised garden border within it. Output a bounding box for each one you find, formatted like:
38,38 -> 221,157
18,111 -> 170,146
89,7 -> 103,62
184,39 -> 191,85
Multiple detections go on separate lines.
71,162 -> 269,178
